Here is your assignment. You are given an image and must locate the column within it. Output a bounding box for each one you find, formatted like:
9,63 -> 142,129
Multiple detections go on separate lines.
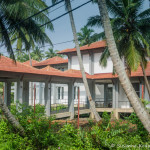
4,81 -> 11,108
89,52 -> 94,75
68,81 -> 74,120
44,82 -> 51,117
39,82 -> 43,104
16,80 -> 29,111
115,80 -> 119,108
104,84 -> 107,107
53,84 -> 57,104
89,80 -> 95,119
111,80 -> 119,120
16,80 -> 23,111
14,82 -> 17,104
112,81 -> 116,108
23,81 -> 29,106
68,55 -> 71,70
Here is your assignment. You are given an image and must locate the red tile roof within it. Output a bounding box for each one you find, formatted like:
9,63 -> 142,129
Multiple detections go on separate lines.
1,56 -> 150,81
58,40 -> 106,54
23,60 -> 39,66
64,69 -> 91,79
0,56 -> 88,79
91,73 -> 118,79
65,69 -> 90,77
91,62 -> 150,79
33,56 -> 68,67
41,66 -> 62,72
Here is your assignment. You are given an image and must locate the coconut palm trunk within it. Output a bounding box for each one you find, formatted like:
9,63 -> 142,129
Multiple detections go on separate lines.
0,97 -> 25,136
141,61 -> 150,99
97,0 -> 150,133
28,51 -> 34,106
66,0 -> 101,121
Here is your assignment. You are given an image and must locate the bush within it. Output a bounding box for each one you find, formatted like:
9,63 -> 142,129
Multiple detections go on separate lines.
0,105 -> 150,149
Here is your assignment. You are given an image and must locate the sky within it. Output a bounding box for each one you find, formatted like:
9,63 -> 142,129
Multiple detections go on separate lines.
43,0 -> 101,51
43,0 -> 150,52
1,0 -> 150,56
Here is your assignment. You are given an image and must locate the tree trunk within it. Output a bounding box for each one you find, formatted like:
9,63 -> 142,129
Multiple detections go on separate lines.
97,0 -> 150,133
67,0 -> 101,121
28,51 -> 32,66
28,51 -> 34,106
0,96 -> 25,136
141,61 -> 150,99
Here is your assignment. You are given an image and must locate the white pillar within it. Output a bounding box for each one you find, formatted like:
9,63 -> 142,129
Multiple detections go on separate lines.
23,81 -> 29,106
115,80 -> 119,108
14,82 -> 17,104
16,80 -> 23,111
68,81 -> 74,120
16,80 -> 29,111
4,81 -> 11,108
113,82 -> 116,108
39,82 -> 43,104
68,55 -> 72,70
89,52 -> 94,75
44,82 -> 51,117
53,84 -> 57,104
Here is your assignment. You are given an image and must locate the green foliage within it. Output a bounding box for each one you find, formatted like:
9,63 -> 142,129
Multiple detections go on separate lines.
141,98 -> 150,107
0,0 -> 53,59
125,112 -> 149,139
0,108 -> 150,149
0,119 -> 33,150
51,104 -> 67,112
88,0 -> 150,71
30,47 -> 45,61
10,103 -> 58,150
45,48 -> 63,59
77,25 -> 98,46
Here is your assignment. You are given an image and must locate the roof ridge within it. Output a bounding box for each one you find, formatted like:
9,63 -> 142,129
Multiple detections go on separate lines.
58,40 -> 106,54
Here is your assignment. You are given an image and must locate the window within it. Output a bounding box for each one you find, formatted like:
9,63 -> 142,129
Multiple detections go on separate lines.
74,86 -> 79,99
132,83 -> 140,97
57,87 -> 64,100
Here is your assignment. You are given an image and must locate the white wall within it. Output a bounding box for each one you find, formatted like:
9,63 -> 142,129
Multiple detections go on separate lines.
118,83 -> 130,108
94,53 -> 113,74
83,54 -> 89,73
70,52 -> 113,75
51,84 -> 68,105
71,55 -> 80,70
71,54 -> 90,74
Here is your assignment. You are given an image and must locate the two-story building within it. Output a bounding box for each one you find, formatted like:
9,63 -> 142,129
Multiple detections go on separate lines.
8,40 -> 150,119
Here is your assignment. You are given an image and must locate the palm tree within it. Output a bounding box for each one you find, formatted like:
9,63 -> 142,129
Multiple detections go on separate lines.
52,0 -> 101,121
0,0 -> 53,134
77,26 -> 98,46
0,0 -> 53,59
96,0 -> 150,133
0,96 -> 25,136
31,47 -> 45,61
45,48 -> 62,59
15,49 -> 29,62
88,0 -> 150,99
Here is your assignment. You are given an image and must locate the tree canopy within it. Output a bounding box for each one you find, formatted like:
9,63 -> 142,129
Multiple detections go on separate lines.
0,0 -> 53,59
88,0 -> 150,71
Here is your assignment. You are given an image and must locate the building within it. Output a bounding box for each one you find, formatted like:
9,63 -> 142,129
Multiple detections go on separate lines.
1,40 -> 150,119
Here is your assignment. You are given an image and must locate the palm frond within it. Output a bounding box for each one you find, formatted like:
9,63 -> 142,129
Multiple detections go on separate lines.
87,15 -> 102,27
99,47 -> 110,68
0,15 -> 15,60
